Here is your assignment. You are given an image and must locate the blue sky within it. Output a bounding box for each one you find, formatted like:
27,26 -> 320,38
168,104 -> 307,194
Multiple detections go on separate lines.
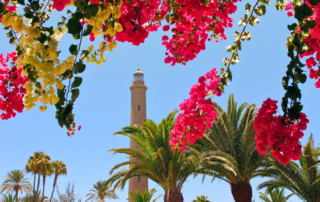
0,1 -> 319,202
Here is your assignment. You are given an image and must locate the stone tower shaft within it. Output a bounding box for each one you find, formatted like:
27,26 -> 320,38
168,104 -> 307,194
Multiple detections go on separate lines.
129,68 -> 148,198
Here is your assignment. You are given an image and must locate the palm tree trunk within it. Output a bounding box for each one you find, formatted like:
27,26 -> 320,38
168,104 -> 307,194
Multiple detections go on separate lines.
42,174 -> 46,202
231,181 -> 252,202
35,173 -> 41,202
33,173 -> 36,193
164,190 -> 183,202
50,174 -> 58,202
37,173 -> 41,193
15,189 -> 18,202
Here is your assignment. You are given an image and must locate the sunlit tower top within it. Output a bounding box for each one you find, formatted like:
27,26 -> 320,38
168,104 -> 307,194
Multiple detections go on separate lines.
129,68 -> 148,199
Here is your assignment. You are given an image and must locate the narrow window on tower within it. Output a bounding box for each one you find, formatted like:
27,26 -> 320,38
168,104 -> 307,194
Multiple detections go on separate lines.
138,105 -> 141,111
138,176 -> 140,182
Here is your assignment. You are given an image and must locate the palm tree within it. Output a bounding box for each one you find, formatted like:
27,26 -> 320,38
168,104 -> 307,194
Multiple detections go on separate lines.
191,195 -> 210,202
40,162 -> 53,202
85,181 -> 118,202
193,94 -> 266,202
1,193 -> 17,202
25,157 -> 37,194
50,160 -> 67,202
259,188 -> 293,202
36,152 -> 51,195
26,151 -> 49,196
128,188 -> 161,202
256,134 -> 320,202
0,170 -> 32,201
107,110 -> 200,202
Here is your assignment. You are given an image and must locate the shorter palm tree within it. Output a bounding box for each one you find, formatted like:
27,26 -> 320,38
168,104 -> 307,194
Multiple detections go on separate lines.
108,111 -> 200,202
85,181 -> 118,202
256,134 -> 320,202
50,160 -> 67,202
0,170 -> 32,202
128,188 -> 161,202
40,162 -> 54,202
192,195 -> 210,202
1,193 -> 17,202
259,188 -> 293,202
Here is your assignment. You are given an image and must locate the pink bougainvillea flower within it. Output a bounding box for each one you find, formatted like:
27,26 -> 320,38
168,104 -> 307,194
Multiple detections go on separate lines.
169,68 -> 221,152
51,0 -> 70,11
0,51 -> 29,120
89,32 -> 95,42
6,5 -> 16,12
89,0 -> 100,4
254,98 -> 309,165
287,12 -> 293,17
162,35 -> 169,41
163,25 -> 170,31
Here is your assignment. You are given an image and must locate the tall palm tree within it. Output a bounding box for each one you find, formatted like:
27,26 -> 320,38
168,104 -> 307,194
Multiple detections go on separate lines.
193,94 -> 266,202
50,160 -> 67,202
1,193 -> 17,202
128,188 -> 161,202
25,157 -> 37,194
85,181 -> 118,202
0,170 -> 32,202
40,162 -> 53,202
256,134 -> 320,202
107,110 -> 200,202
191,195 -> 210,202
259,188 -> 293,202
26,151 -> 49,196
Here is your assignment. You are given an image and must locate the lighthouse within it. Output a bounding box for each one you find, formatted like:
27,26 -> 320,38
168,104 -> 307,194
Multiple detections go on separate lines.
129,68 -> 148,197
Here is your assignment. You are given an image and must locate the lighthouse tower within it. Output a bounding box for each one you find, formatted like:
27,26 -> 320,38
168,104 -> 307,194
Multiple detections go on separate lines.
129,68 -> 148,197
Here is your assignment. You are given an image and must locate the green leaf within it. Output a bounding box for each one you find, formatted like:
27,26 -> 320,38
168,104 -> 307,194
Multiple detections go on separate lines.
9,37 -> 16,44
84,5 -> 99,19
71,77 -> 82,88
296,73 -> 307,83
62,102 -> 73,115
62,69 -> 73,79
80,50 -> 89,60
17,0 -> 25,5
226,68 -> 232,81
42,26 -> 54,35
74,63 -> 86,74
309,0 -> 320,6
240,31 -> 252,41
254,5 -> 266,16
288,23 -> 297,31
288,104 -> 302,120
281,96 -> 288,113
259,0 -> 270,6
165,14 -> 171,23
55,87 -> 66,108
249,15 -> 259,26
295,4 -> 313,20
288,45 -> 294,58
236,41 -> 241,51
0,2 -> 4,12
69,44 -> 78,55
282,76 -> 289,90
74,0 -> 86,10
245,3 -> 251,14
30,1 -> 40,10
301,20 -> 316,32
67,18 -> 82,35
83,25 -> 93,36
71,88 -> 80,102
